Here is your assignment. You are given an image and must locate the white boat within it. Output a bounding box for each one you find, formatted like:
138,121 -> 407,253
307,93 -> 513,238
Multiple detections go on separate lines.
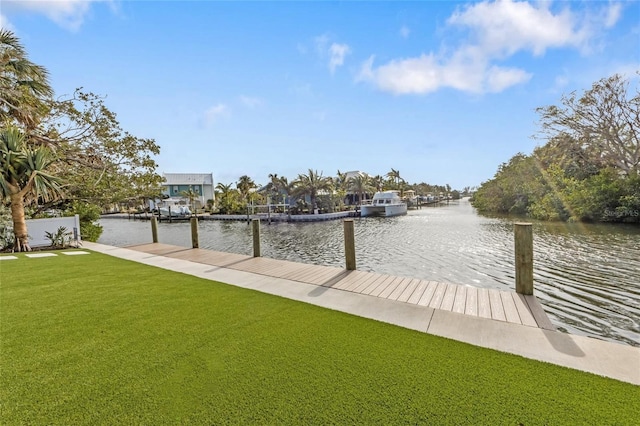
159,205 -> 192,217
359,191 -> 408,217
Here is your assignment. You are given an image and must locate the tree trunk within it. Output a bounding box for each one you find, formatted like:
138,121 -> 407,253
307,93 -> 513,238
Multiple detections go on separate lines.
10,193 -> 31,251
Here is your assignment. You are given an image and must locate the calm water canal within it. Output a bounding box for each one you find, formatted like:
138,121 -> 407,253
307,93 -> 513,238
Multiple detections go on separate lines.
98,199 -> 640,347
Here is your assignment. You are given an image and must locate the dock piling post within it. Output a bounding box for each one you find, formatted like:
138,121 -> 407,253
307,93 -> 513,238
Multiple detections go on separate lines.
515,223 -> 533,295
252,218 -> 261,257
191,217 -> 199,248
151,216 -> 158,243
344,219 -> 356,270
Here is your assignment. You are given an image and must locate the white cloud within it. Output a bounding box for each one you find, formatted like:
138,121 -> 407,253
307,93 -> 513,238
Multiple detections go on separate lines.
604,2 -> 622,28
399,25 -> 410,39
313,34 -> 351,74
239,95 -> 263,108
447,0 -> 589,57
203,104 -> 229,126
357,52 -> 531,95
358,0 -> 616,95
3,0 -> 113,31
328,43 -> 350,74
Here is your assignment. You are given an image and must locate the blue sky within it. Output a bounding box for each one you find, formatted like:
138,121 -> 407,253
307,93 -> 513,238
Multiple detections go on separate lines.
3,1 -> 639,189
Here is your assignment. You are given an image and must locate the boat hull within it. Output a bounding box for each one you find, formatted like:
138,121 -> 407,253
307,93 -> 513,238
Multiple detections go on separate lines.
360,203 -> 407,217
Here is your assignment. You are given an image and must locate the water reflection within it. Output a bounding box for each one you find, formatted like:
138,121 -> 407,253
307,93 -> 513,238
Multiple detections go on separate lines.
99,199 -> 640,347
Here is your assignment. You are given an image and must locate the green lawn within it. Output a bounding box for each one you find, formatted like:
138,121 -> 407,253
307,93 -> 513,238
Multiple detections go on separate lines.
1,251 -> 638,424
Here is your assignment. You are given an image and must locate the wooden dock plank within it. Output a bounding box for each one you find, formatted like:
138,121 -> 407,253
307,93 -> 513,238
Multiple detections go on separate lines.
127,243 -> 189,256
317,270 -> 351,287
286,262 -> 331,279
198,251 -> 252,267
332,271 -> 358,290
417,281 -> 438,306
397,279 -> 421,303
352,272 -> 385,293
439,284 -> 458,311
388,277 -> 413,300
367,275 -> 395,296
332,270 -> 369,290
406,280 -> 429,305
465,286 -> 478,316
488,289 -> 506,321
352,272 -> 384,293
524,295 -> 556,330
299,265 -> 337,284
512,293 -> 538,327
428,282 -> 447,309
272,263 -> 315,280
377,276 -> 406,299
232,258 -> 282,274
501,291 -> 522,324
318,268 -> 349,288
364,274 -> 396,294
452,285 -> 467,314
128,243 -> 555,332
477,288 -> 492,319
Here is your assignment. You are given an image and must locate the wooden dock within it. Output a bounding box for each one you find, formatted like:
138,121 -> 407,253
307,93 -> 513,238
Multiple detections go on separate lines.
127,243 -> 555,331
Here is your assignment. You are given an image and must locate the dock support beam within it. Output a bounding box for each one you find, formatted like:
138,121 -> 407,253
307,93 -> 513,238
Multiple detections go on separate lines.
252,218 -> 261,257
151,217 -> 158,243
515,223 -> 533,295
190,217 -> 199,249
344,219 -> 356,270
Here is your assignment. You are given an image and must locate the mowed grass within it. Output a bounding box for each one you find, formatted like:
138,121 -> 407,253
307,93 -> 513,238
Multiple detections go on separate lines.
1,252 -> 638,425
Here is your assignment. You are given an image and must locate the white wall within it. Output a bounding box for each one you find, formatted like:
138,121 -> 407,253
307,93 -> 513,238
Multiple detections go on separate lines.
25,215 -> 81,247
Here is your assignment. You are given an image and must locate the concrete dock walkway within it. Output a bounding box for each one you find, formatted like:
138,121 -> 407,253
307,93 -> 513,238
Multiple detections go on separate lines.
83,241 -> 639,385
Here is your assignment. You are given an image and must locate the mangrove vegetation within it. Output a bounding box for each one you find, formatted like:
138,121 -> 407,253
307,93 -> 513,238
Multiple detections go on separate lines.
472,74 -> 639,223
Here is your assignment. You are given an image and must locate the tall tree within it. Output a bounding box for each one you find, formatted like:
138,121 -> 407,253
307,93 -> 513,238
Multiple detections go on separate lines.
236,175 -> 256,203
40,90 -> 163,208
0,126 -> 63,251
536,74 -> 639,176
348,173 -> 373,205
0,29 -> 52,128
293,169 -> 332,213
215,182 -> 241,214
386,168 -> 402,189
179,188 -> 198,212
371,174 -> 385,192
333,170 -> 349,209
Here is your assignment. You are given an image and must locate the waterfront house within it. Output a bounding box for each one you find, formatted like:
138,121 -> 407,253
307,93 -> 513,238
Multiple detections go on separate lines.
154,173 -> 215,210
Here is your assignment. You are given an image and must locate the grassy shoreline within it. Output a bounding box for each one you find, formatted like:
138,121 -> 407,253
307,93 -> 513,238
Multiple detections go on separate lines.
1,251 -> 638,424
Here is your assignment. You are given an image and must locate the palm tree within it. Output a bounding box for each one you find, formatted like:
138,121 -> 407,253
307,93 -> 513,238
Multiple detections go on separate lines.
348,173 -> 373,206
386,168 -> 402,190
0,126 -> 63,251
266,173 -> 283,203
371,174 -> 385,192
236,175 -> 256,203
0,29 -> 53,128
215,182 -> 237,214
293,169 -> 332,214
179,188 -> 198,213
334,170 -> 349,210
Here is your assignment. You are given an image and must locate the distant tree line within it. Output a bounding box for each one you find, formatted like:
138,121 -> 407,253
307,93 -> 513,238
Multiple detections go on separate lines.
472,74 -> 639,223
213,169 -> 461,215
